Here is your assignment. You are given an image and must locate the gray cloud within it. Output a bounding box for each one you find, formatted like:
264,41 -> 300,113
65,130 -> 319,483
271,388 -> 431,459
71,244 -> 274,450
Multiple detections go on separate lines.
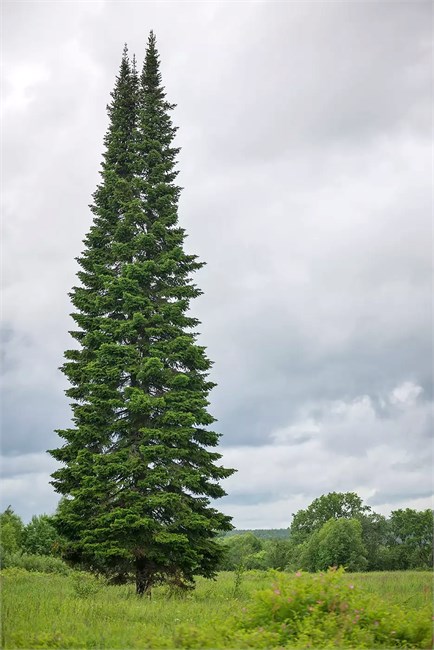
368,489 -> 433,508
2,1 -> 432,526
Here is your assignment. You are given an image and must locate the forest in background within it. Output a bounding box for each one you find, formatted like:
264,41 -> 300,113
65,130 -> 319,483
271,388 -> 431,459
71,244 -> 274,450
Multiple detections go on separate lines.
2,492 -> 432,576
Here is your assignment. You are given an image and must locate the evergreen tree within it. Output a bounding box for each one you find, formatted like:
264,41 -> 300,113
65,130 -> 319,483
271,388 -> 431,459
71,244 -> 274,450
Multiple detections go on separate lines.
49,35 -> 234,596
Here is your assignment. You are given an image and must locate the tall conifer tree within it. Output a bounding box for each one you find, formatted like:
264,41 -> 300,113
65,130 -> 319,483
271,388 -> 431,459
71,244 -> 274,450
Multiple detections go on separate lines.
50,34 -> 234,595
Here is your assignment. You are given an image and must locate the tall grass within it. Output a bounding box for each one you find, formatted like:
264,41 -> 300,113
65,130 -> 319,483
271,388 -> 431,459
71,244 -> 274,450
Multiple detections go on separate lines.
346,570 -> 433,609
1,569 -> 432,649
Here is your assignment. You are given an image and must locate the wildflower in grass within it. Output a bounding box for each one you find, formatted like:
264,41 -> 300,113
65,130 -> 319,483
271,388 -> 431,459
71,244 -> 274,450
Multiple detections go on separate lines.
295,571 -> 302,577
273,589 -> 280,595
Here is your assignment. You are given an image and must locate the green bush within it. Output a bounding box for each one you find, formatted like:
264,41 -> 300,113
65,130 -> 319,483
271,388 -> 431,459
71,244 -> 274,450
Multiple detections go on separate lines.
173,568 -> 432,648
71,571 -> 103,598
2,552 -> 71,575
231,567 -> 432,648
0,566 -> 32,580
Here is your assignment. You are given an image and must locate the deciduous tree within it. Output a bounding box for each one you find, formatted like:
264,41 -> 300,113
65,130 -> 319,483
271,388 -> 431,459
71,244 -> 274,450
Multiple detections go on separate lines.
0,507 -> 24,559
22,515 -> 62,557
301,518 -> 368,572
388,508 -> 433,569
290,492 -> 371,544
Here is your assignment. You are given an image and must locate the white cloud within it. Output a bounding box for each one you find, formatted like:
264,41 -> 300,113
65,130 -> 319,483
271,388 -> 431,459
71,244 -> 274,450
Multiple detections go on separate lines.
272,418 -> 320,445
1,63 -> 50,114
390,381 -> 423,407
1,381 -> 431,526
0,454 -> 60,521
219,382 -> 432,527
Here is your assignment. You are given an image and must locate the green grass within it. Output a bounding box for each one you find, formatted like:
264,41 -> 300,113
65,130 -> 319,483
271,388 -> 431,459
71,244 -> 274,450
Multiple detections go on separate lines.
3,570 -> 255,649
1,569 -> 432,648
345,570 -> 433,609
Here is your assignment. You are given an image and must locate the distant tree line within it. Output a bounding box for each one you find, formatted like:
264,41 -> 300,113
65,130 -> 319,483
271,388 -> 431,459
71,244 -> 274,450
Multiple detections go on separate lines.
1,492 -> 432,574
218,492 -> 433,572
0,507 -> 62,561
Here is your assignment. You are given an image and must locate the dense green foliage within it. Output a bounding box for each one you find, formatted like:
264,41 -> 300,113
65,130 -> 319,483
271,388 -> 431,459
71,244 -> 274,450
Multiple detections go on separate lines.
287,492 -> 433,572
2,494 -> 431,578
218,534 -> 292,571
290,492 -> 370,544
215,494 -> 433,573
48,33 -> 233,594
221,567 -> 432,649
0,508 -> 68,575
299,518 -> 368,572
22,515 -> 61,556
0,507 -> 24,560
218,533 -> 263,570
2,553 -> 71,575
387,508 -> 434,569
2,568 -> 431,648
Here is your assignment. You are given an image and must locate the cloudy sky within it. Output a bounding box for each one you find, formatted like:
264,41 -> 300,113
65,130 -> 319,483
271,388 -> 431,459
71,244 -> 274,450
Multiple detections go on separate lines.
2,1 -> 432,527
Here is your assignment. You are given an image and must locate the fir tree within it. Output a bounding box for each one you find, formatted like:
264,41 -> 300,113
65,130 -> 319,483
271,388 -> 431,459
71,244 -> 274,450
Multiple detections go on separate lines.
49,34 -> 234,596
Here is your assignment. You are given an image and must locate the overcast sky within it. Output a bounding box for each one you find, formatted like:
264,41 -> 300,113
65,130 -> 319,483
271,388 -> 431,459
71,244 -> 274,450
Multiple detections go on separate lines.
2,0 -> 432,527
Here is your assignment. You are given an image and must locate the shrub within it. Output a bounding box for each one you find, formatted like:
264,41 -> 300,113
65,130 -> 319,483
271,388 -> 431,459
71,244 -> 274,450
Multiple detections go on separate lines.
232,567 -> 432,648
71,571 -> 103,598
2,552 -> 70,575
172,567 -> 432,648
0,566 -> 32,579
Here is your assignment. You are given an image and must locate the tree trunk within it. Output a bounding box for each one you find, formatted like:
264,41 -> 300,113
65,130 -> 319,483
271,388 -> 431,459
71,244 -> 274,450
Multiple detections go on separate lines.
135,557 -> 152,598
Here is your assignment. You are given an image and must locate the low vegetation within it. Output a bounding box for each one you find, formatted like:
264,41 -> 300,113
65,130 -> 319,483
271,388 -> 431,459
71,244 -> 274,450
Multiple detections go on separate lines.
2,567 -> 432,648
2,493 -> 432,648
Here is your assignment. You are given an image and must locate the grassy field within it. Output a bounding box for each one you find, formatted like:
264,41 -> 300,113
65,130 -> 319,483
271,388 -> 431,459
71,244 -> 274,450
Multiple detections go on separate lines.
1,569 -> 432,648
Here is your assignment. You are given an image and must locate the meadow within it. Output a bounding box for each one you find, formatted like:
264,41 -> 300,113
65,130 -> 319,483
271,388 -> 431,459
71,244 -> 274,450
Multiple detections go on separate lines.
2,568 -> 432,649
